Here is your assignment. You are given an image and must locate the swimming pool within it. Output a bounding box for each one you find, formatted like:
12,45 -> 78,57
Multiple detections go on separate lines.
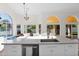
0,35 -> 16,40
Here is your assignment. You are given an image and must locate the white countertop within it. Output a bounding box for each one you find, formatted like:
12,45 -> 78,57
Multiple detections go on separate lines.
1,35 -> 79,45
2,38 -> 79,45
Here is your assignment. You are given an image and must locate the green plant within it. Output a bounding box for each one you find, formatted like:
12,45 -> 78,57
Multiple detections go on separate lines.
72,24 -> 77,27
27,25 -> 36,33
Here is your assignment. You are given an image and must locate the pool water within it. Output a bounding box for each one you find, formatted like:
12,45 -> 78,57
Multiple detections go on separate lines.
0,35 -> 16,40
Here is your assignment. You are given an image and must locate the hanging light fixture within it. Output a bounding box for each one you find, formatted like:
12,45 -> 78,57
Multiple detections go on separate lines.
23,3 -> 29,21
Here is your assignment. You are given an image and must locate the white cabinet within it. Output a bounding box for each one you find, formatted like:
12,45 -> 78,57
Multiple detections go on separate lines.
39,44 -> 64,56
64,44 -> 78,56
39,44 -> 78,56
3,45 -> 22,56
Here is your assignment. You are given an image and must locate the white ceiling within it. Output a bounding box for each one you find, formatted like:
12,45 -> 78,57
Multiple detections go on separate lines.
7,3 -> 79,16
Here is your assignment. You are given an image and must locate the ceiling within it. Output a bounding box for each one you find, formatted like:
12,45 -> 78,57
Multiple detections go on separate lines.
7,3 -> 79,16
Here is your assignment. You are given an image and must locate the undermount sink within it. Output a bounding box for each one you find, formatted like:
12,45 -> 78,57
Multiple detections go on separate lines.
40,39 -> 59,42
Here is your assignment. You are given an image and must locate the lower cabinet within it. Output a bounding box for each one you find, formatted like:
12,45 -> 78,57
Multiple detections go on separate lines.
3,45 -> 22,56
39,44 -> 78,56
39,44 -> 64,56
1,44 -> 78,56
64,44 -> 78,56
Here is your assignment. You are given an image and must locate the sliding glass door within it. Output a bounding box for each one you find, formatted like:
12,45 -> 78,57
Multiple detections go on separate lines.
66,24 -> 77,39
47,24 -> 60,36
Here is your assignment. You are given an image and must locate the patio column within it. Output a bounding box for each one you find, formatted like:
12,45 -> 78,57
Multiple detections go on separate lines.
60,22 -> 66,38
77,24 -> 79,39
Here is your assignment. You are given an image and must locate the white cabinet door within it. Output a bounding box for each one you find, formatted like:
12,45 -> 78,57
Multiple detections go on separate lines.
4,45 -> 22,56
39,44 -> 64,56
64,44 -> 78,56
39,44 -> 78,56
51,44 -> 64,56
39,45 -> 53,56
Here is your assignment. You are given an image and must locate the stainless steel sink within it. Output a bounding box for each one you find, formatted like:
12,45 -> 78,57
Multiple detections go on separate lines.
40,39 -> 59,42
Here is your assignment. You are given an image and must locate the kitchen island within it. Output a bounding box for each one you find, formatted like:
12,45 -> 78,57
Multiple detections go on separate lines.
0,37 -> 79,56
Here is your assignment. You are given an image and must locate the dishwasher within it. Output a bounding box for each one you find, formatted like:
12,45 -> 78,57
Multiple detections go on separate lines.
22,44 -> 39,56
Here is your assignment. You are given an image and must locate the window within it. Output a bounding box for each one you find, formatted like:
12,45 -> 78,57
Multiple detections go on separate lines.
0,12 -> 13,36
66,24 -> 77,39
27,25 -> 36,33
17,25 -> 21,35
47,24 -> 60,35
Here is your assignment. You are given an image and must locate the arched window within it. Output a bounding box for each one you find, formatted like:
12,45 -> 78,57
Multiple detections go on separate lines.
48,16 -> 60,23
47,16 -> 60,36
65,16 -> 78,39
0,12 -> 13,37
65,16 -> 77,23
